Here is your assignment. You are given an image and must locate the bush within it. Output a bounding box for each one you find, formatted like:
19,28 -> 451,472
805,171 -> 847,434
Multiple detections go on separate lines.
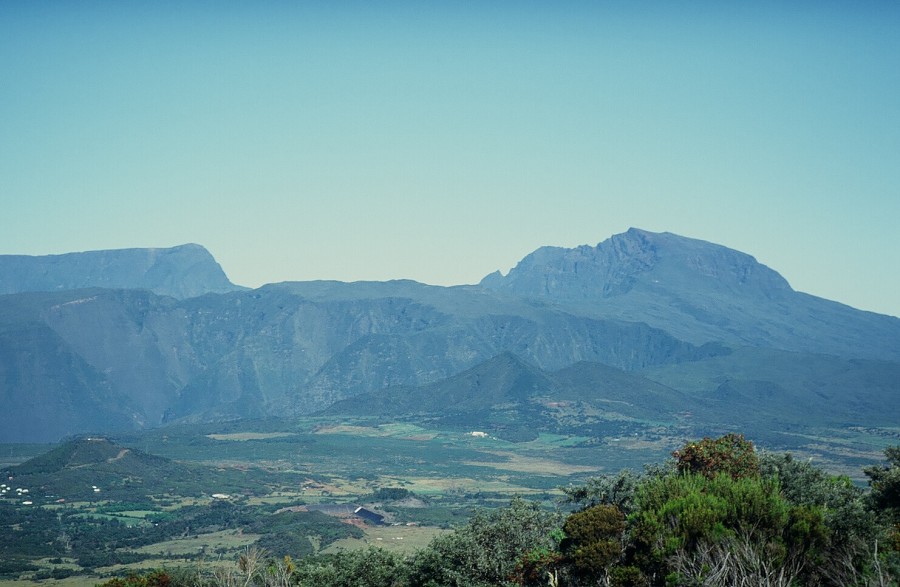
562,469 -> 644,515
371,487 -> 411,502
293,549 -> 407,587
0,559 -> 39,577
561,504 -> 625,579
99,569 -> 172,587
629,471 -> 816,582
672,433 -> 759,480
409,497 -> 562,587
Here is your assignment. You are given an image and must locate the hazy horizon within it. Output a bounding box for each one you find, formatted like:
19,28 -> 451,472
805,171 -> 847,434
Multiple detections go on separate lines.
2,2 -> 898,316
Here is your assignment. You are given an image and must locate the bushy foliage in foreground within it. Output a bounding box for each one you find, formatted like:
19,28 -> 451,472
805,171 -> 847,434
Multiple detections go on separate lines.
672,433 -> 759,480
100,436 -> 900,587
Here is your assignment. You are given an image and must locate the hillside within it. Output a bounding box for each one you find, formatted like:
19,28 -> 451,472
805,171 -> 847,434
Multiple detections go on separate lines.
5,437 -> 197,499
0,285 -> 715,441
2,436 -> 294,500
324,352 -> 686,442
324,347 -> 900,448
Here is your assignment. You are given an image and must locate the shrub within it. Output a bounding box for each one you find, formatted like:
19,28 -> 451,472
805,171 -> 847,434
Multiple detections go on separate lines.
672,433 -> 759,480
561,504 -> 625,579
409,497 -> 562,587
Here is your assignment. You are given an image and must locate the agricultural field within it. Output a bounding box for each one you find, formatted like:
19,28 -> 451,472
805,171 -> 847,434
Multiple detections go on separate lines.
0,416 -> 620,584
1,413 -> 893,585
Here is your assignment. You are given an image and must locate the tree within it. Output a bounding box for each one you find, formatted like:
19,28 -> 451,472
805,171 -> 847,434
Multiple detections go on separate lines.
629,471 -> 826,585
99,570 -> 172,587
562,470 -> 644,516
292,548 -> 408,587
761,451 -> 877,546
864,445 -> 900,581
409,497 -> 562,587
560,504 -> 626,583
672,433 -> 759,480
865,446 -> 900,517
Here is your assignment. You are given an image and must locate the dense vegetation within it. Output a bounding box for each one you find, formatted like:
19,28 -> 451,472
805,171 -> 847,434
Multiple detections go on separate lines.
98,434 -> 900,587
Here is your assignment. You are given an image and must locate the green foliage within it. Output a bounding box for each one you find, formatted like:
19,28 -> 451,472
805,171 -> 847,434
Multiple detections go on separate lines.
761,451 -> 876,545
247,510 -> 362,556
0,557 -> 40,578
99,569 -> 173,587
511,545 -> 564,587
409,497 -> 563,587
628,470 -> 825,583
608,565 -> 644,587
562,469 -> 645,515
293,549 -> 407,587
561,504 -> 625,578
866,445 -> 900,518
672,433 -> 759,480
371,487 -> 412,502
255,532 -> 314,559
632,473 -> 731,555
0,497 -> 361,577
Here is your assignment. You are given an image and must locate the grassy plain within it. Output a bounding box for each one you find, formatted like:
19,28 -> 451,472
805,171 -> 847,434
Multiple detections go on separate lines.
133,529 -> 261,556
323,524 -> 450,555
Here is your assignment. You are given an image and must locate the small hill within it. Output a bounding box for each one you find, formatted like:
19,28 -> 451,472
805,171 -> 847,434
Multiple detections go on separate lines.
324,352 -> 553,417
0,243 -> 244,299
5,437 -> 198,499
324,353 -> 695,441
549,361 -> 691,420
12,436 -> 172,475
324,347 -> 900,448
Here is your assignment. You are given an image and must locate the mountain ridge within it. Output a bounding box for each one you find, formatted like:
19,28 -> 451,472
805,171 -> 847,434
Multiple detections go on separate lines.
481,228 -> 793,297
1,229 -> 898,442
0,243 -> 245,299
480,228 -> 900,357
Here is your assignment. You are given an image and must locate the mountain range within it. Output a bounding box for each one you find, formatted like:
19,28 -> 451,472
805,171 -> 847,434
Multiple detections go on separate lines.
1,229 -> 898,443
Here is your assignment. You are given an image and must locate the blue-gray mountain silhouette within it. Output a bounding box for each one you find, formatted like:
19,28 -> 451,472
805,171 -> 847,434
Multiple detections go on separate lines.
0,229 -> 897,442
0,243 -> 243,299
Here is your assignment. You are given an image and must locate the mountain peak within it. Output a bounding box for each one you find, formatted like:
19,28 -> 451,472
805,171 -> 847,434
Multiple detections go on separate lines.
474,229 -> 900,357
0,244 -> 245,299
481,228 -> 792,300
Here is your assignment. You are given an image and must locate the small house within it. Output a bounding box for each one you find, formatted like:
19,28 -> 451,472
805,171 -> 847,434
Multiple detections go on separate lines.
354,506 -> 385,525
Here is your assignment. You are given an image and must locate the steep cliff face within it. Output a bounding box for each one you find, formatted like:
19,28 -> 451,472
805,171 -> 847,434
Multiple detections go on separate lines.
0,244 -> 244,299
0,283 -> 713,441
0,293 -> 140,441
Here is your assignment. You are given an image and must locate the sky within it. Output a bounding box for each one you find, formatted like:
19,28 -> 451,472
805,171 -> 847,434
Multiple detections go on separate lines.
1,2 -> 899,317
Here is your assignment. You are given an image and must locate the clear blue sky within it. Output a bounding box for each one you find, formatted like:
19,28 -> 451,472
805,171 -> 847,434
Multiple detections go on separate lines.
2,2 -> 899,317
